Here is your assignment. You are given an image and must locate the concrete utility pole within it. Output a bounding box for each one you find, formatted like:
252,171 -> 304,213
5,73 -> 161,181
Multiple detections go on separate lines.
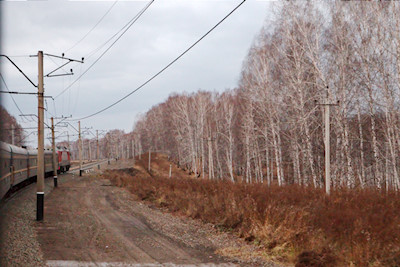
97,130 -> 100,170
6,51 -> 83,222
116,142 -> 119,160
325,100 -> 330,195
79,121 -> 82,176
127,143 -> 129,160
37,51 -> 44,221
88,139 -> 91,161
148,150 -> 151,172
82,139 -> 85,161
11,124 -> 15,145
169,164 -> 172,178
51,117 -> 57,187
205,137 -> 215,179
316,86 -> 339,195
132,140 -> 135,166
139,142 -> 142,160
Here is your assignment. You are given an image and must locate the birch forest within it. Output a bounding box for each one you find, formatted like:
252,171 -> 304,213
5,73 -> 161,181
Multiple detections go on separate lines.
126,2 -> 400,190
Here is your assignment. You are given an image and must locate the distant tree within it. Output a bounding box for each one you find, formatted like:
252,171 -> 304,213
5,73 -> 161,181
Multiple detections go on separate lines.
0,106 -> 25,146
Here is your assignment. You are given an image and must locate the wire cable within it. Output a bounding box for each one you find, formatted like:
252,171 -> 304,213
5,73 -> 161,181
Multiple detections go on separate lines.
64,0 -> 119,53
55,0 -> 154,100
0,73 -> 32,123
85,5 -> 133,60
72,0 -> 246,121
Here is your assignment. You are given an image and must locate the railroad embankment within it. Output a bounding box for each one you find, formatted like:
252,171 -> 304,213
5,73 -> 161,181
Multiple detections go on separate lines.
104,153 -> 400,267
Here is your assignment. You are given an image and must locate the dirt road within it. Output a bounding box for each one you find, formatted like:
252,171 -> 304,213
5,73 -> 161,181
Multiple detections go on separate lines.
0,158 -> 280,266
37,171 -> 262,266
38,174 -> 228,265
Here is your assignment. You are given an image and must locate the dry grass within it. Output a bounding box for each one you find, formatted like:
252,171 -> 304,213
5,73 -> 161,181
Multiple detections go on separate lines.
103,162 -> 400,266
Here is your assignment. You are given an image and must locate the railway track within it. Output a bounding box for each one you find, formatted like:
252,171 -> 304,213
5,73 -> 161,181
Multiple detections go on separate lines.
1,159 -> 110,204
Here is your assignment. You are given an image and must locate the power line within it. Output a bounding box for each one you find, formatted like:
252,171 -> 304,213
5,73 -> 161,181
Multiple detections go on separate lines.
55,0 -> 154,100
0,55 -> 37,88
0,73 -> 32,123
85,2 -> 134,60
64,0 -> 119,53
73,0 -> 247,121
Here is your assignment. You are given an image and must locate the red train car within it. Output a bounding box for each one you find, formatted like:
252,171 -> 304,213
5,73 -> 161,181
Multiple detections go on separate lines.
56,146 -> 71,173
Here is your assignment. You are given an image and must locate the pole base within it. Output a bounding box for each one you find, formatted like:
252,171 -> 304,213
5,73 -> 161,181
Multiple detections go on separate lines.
36,192 -> 44,221
54,176 -> 58,187
97,164 -> 100,170
79,170 -> 83,176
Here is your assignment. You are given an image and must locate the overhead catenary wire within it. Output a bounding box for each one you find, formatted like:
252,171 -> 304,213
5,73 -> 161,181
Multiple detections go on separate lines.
0,73 -> 32,123
73,0 -> 247,121
64,0 -> 119,54
55,0 -> 154,100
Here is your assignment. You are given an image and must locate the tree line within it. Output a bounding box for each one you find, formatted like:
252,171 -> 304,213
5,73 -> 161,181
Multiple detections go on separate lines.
0,106 -> 25,146
129,2 -> 400,190
68,2 -> 400,190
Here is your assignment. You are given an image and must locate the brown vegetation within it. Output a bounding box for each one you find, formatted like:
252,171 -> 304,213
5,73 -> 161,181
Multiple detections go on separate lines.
0,106 -> 25,146
103,157 -> 400,266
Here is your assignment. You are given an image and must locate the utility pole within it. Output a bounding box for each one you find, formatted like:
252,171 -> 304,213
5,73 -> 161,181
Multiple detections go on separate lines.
11,124 -> 15,145
205,136 -> 215,179
169,164 -> 172,178
97,130 -> 100,170
325,100 -> 330,194
116,142 -> 119,160
67,132 -> 70,150
88,139 -> 91,161
37,51 -> 44,221
81,139 -> 83,160
132,139 -> 135,166
316,86 -> 339,195
51,117 -> 57,187
127,143 -> 129,160
139,141 -> 142,160
148,149 -> 151,172
79,121 -> 82,176
3,52 -> 83,222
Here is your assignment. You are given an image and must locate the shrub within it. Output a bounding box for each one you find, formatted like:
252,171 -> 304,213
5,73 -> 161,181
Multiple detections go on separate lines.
103,168 -> 400,266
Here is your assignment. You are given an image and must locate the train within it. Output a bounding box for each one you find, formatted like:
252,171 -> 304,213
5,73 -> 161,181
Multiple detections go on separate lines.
0,141 -> 71,199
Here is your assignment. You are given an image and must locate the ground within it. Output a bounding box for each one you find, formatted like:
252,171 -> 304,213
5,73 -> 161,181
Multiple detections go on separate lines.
0,157 -> 284,267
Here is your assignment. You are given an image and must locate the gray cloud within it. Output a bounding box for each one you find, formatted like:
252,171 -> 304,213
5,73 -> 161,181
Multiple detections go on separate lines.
1,0 -> 270,146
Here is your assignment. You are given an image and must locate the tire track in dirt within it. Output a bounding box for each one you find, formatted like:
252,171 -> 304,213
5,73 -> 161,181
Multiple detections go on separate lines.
86,179 -> 224,264
37,174 -> 236,266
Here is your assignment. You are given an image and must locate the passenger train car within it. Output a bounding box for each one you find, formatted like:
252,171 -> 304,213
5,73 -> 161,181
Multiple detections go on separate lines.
0,141 -> 71,199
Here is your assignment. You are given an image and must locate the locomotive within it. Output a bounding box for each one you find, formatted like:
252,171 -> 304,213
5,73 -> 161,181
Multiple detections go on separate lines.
0,141 -> 71,199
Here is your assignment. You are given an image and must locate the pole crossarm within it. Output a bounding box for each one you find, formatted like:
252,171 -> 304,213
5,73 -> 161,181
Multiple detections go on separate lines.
64,121 -> 79,133
0,91 -> 54,100
19,114 -> 51,128
54,115 -> 72,127
0,91 -> 38,95
0,54 -> 37,87
44,53 -> 84,77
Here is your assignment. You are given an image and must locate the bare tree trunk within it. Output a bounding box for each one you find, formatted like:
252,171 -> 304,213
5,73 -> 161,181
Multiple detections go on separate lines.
357,102 -> 366,188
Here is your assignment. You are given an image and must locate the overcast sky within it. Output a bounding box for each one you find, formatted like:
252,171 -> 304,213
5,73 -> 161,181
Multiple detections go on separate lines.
1,0 -> 271,146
